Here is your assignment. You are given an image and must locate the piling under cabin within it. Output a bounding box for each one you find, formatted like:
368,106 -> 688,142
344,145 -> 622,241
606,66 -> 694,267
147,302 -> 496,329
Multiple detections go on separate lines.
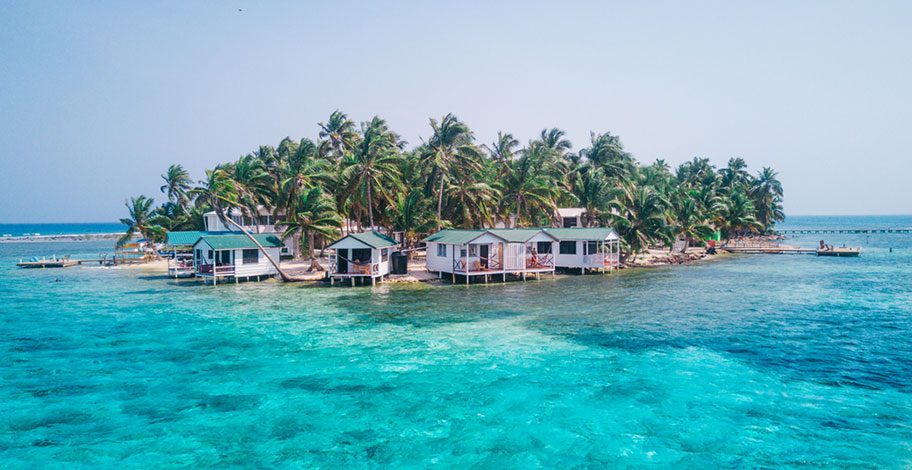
544,227 -> 621,273
326,232 -> 399,286
192,234 -> 283,285
424,229 -> 558,283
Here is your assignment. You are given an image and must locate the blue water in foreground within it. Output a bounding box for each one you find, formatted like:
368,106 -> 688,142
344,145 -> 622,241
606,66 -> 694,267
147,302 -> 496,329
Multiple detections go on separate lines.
0,223 -> 126,237
1,216 -> 911,468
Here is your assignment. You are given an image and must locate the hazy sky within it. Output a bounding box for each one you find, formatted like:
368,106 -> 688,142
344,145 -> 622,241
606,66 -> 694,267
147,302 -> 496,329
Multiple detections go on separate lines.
1,1 -> 910,222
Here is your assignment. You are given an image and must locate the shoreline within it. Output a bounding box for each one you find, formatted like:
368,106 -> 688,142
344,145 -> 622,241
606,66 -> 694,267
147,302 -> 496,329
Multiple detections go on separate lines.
0,232 -> 123,243
118,247 -> 729,286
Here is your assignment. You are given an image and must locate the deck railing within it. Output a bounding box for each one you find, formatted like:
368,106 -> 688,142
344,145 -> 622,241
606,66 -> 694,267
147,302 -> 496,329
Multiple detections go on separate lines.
329,260 -> 379,276
196,264 -> 235,277
526,253 -> 554,269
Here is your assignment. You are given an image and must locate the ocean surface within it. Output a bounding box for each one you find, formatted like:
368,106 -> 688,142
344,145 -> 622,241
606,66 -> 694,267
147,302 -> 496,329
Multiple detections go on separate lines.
1,215 -> 910,468
0,223 -> 126,237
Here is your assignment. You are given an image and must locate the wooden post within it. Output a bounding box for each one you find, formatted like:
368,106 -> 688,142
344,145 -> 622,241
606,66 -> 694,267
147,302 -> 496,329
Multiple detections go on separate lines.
503,273 -> 506,282
485,274 -> 488,285
581,267 -> 585,275
330,276 -> 334,286
351,277 -> 355,287
536,272 -> 540,280
371,276 -> 375,286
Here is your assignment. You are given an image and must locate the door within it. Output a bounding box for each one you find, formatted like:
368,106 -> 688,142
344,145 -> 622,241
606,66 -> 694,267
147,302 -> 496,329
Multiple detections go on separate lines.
337,249 -> 348,273
479,244 -> 489,268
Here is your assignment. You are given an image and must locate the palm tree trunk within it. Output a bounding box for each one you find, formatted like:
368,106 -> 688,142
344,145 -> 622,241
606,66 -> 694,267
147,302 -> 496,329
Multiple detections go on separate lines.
437,176 -> 445,220
367,179 -> 375,229
221,215 -> 294,282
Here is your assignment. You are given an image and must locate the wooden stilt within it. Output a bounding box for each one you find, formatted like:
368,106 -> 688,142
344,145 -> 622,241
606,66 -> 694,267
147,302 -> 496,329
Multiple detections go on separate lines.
536,272 -> 540,280
485,274 -> 488,285
503,273 -> 506,282
371,276 -> 375,286
581,267 -> 585,275
351,277 -> 355,287
330,277 -> 334,286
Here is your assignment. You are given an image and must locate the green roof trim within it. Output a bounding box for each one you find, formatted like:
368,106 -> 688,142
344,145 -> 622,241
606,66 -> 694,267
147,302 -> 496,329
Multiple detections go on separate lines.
165,231 -> 229,246
423,229 -> 488,244
194,233 -> 283,250
544,227 -> 619,241
424,228 -> 555,244
327,231 -> 398,249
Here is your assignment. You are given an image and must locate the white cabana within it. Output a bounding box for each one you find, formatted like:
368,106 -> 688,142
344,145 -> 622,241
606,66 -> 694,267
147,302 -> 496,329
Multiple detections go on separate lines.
545,227 -> 621,273
424,229 -> 558,284
325,232 -> 398,286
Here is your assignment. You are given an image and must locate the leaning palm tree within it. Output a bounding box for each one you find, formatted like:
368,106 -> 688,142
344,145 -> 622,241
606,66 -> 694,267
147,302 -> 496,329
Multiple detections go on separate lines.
277,187 -> 341,271
119,195 -> 167,248
160,164 -> 193,209
192,167 -> 294,281
419,113 -> 484,219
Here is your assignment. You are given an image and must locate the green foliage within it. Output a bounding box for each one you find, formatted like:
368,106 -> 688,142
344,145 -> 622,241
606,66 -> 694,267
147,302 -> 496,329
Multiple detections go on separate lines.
133,111 -> 784,262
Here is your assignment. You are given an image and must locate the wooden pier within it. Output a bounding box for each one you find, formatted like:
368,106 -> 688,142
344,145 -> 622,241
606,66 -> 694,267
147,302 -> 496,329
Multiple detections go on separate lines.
722,242 -> 861,257
16,255 -> 110,268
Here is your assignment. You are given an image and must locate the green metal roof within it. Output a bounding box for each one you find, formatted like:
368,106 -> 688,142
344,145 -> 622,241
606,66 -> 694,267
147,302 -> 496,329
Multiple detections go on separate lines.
194,233 -> 283,250
544,227 -> 619,241
165,231 -> 228,246
326,231 -> 398,249
423,229 -> 487,244
487,228 -> 552,242
424,228 -> 555,244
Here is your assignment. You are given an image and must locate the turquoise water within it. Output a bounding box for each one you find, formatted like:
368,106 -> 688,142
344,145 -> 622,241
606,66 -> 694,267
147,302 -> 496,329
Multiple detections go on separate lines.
1,216 -> 911,468
0,223 -> 126,237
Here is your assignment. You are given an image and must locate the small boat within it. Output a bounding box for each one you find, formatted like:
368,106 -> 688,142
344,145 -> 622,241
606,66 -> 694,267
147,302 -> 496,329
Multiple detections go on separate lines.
816,247 -> 861,257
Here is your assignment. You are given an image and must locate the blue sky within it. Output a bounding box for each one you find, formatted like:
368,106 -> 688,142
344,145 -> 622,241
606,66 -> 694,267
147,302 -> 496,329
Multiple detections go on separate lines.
1,1 -> 910,222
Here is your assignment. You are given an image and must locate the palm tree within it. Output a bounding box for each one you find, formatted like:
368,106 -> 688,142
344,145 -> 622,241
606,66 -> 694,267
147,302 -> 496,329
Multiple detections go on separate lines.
579,132 -> 633,180
319,110 -> 358,159
339,116 -> 404,228
751,167 -> 784,231
160,165 -> 193,209
419,113 -> 484,219
613,183 -> 671,261
719,192 -> 761,237
667,191 -> 715,249
119,195 -> 167,248
388,189 -> 443,249
443,178 -> 499,228
278,188 -> 341,270
501,153 -> 558,227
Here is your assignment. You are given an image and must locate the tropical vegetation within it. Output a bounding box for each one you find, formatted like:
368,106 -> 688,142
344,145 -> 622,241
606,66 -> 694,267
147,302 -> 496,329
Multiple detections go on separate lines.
127,111 -> 784,262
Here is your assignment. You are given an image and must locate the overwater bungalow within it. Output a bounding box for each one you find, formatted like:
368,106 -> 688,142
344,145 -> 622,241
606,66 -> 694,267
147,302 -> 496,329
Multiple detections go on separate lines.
544,227 -> 621,273
191,234 -> 283,285
424,229 -> 558,283
164,230 -> 219,277
325,232 -> 399,286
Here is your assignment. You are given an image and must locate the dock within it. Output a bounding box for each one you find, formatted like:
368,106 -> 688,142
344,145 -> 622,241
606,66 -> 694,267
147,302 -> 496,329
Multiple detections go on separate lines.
722,242 -> 861,257
16,254 -> 111,268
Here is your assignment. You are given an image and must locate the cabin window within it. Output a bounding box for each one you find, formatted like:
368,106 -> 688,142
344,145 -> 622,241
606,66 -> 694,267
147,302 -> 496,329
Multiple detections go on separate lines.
437,244 -> 447,257
242,249 -> 258,264
207,250 -> 213,259
586,241 -> 599,255
381,248 -> 389,262
559,241 -> 576,255
537,241 -> 552,254
460,247 -> 467,258
469,244 -> 478,256
563,217 -> 577,228
259,215 -> 271,225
